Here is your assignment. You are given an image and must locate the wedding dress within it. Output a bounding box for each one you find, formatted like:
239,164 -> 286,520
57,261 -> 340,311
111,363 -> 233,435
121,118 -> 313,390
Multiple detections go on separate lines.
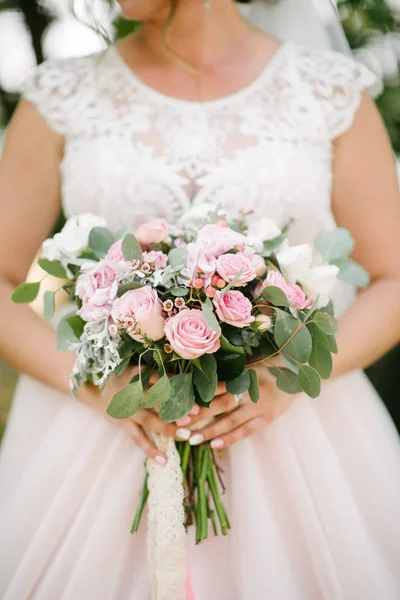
1,42 -> 400,600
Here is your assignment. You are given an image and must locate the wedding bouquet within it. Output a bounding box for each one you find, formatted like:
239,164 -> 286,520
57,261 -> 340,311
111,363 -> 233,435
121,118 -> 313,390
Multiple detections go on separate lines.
12,207 -> 369,543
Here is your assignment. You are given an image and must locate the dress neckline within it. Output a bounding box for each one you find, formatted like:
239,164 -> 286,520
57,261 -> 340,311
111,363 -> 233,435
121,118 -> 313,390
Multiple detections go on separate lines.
108,41 -> 291,109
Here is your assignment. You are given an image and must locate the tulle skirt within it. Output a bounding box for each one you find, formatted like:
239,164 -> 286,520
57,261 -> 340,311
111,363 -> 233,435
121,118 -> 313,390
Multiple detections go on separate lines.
1,370 -> 400,599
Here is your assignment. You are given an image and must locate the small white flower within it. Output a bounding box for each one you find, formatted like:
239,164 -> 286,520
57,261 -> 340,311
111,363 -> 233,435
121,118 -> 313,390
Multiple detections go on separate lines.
247,217 -> 281,243
302,265 -> 340,308
277,244 -> 313,284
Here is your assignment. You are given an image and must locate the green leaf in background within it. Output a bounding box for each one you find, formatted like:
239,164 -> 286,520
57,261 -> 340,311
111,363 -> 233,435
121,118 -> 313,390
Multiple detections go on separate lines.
56,315 -> 78,351
38,258 -> 67,279
332,257 -> 370,289
193,354 -> 217,404
159,373 -> 195,423
313,312 -> 338,335
143,374 -> 171,409
309,323 -> 338,354
122,234 -> 143,262
43,290 -> 55,321
248,369 -> 260,403
88,227 -> 114,258
276,368 -> 303,394
315,228 -> 354,262
107,381 -> 144,419
202,298 -> 220,333
298,365 -> 321,398
170,286 -> 189,297
12,281 -> 41,304
220,334 -> 245,355
66,314 -> 86,339
309,342 -> 333,380
216,352 -> 246,381
262,285 -> 291,307
274,309 -> 312,364
226,368 -> 251,394
168,247 -> 188,269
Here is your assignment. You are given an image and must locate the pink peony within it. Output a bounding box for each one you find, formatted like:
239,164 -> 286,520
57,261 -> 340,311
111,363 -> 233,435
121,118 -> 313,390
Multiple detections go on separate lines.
142,250 -> 168,271
213,290 -> 255,328
105,240 -> 125,263
216,252 -> 256,287
111,286 -> 165,342
136,218 -> 170,246
186,242 -> 217,289
264,270 -> 307,310
76,261 -> 119,322
196,224 -> 246,258
164,309 -> 221,360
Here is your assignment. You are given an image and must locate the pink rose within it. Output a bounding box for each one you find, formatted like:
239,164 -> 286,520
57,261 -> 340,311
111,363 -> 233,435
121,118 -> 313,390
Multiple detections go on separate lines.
213,290 -> 255,328
249,253 -> 267,278
164,309 -> 221,360
76,261 -> 119,322
105,240 -> 125,262
216,252 -> 256,287
142,250 -> 168,271
196,224 -> 246,258
136,218 -> 170,246
111,285 -> 165,342
264,271 -> 307,310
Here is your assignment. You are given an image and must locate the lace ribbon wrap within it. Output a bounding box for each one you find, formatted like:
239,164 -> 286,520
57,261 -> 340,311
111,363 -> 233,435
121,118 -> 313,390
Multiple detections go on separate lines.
147,434 -> 187,600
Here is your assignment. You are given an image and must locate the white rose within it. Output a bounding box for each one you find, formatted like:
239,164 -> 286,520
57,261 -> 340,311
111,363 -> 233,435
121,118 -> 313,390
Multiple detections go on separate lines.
277,244 -> 313,284
43,213 -> 107,262
302,265 -> 340,308
247,217 -> 281,243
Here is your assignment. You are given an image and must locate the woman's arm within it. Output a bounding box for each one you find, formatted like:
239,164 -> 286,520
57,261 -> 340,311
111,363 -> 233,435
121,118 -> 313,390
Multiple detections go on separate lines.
0,101 -> 76,393
331,92 -> 400,377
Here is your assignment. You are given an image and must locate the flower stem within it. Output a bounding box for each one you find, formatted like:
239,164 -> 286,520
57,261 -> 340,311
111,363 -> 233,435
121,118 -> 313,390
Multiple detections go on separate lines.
131,471 -> 149,534
206,447 -> 230,535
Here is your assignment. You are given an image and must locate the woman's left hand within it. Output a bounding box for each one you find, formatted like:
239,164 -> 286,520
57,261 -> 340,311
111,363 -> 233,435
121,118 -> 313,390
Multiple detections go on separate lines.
186,365 -> 296,449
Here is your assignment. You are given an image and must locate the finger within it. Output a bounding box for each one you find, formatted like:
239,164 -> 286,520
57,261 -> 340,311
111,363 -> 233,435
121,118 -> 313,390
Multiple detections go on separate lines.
133,410 -> 178,438
209,416 -> 266,449
189,393 -> 246,426
122,420 -> 167,465
189,404 -> 254,445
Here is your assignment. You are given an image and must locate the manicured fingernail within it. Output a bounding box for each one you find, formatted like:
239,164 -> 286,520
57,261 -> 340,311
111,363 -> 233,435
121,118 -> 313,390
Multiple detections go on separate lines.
210,439 -> 224,449
155,455 -> 167,466
176,416 -> 191,427
176,428 -> 191,441
189,433 -> 204,446
190,404 -> 200,416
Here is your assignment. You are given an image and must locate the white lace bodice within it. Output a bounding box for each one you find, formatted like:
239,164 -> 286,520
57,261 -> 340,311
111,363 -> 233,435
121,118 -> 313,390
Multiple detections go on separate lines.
24,42 -> 376,309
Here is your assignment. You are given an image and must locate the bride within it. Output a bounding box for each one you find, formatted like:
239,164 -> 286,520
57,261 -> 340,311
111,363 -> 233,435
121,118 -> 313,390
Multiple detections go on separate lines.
1,0 -> 400,598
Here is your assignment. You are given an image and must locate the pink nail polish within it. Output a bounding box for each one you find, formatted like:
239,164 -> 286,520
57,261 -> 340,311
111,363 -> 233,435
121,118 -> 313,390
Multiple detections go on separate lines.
210,439 -> 224,449
190,404 -> 200,416
176,416 -> 191,427
155,455 -> 167,466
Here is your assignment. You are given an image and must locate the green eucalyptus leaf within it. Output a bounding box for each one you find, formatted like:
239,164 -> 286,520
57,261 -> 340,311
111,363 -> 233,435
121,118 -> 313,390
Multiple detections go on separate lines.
122,234 -> 142,262
309,343 -> 333,380
226,368 -> 251,394
130,369 -> 152,390
193,354 -> 217,403
220,334 -> 245,355
38,258 -> 67,279
43,291 -> 55,321
313,312 -> 338,335
113,358 -> 130,377
220,268 -> 244,295
248,369 -> 260,403
274,309 -> 312,364
332,257 -> 370,289
276,368 -> 303,394
309,323 -> 338,354
107,381 -> 144,419
88,227 -> 114,257
216,352 -> 246,381
57,316 -> 78,352
159,373 -> 195,423
262,233 -> 286,255
282,355 -> 299,374
143,374 -> 171,409
168,247 -> 188,269
298,365 -> 321,398
170,286 -> 189,297
12,282 -> 41,304
315,228 -> 355,262
262,285 -> 291,307
202,299 -> 220,333
66,314 -> 85,339
117,281 -> 145,296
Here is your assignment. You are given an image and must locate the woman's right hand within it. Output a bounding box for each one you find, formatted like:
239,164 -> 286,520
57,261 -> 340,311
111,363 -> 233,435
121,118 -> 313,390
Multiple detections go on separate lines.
78,367 -> 188,465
